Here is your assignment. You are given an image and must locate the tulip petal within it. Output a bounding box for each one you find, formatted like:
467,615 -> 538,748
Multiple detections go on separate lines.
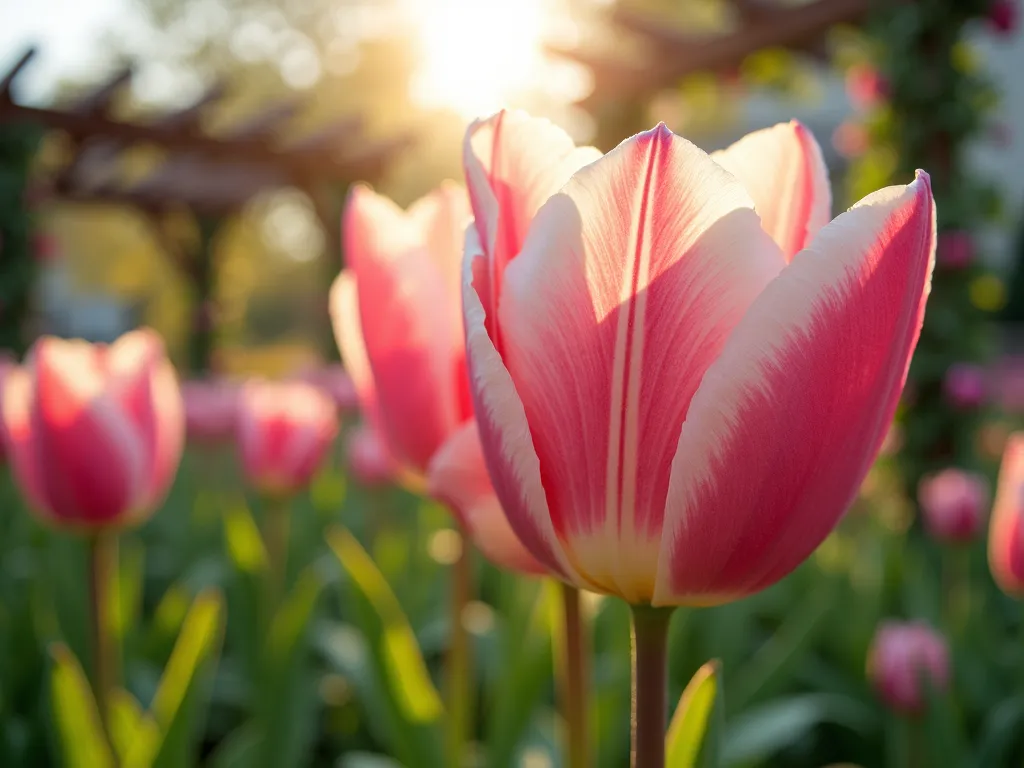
2,367 -> 52,513
712,120 -> 831,262
344,186 -> 462,472
106,329 -> 184,510
428,420 -> 547,576
28,339 -> 146,526
990,434 -> 1024,596
655,171 -> 935,606
464,109 -> 601,328
464,232 -> 586,585
498,124 -> 785,602
330,271 -> 379,423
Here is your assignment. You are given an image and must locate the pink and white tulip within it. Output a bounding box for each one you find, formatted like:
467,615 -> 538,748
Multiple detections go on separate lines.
463,111 -> 935,605
989,432 -> 1024,597
331,181 -> 544,574
236,380 -> 338,497
868,621 -> 950,714
182,378 -> 239,446
918,468 -> 989,543
1,330 -> 185,530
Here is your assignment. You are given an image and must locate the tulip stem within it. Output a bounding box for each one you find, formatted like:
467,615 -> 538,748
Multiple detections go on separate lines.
630,605 -> 674,768
263,496 -> 291,609
446,530 -> 474,768
558,582 -> 590,768
88,531 -> 119,735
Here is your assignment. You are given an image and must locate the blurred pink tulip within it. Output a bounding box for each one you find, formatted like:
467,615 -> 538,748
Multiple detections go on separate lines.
331,181 -> 544,574
918,468 -> 989,543
989,0 -> 1019,33
936,230 -> 974,270
297,364 -> 359,412
346,425 -> 394,486
845,63 -> 889,109
1,330 -> 184,530
0,354 -> 15,463
463,111 -> 935,605
236,380 -> 338,497
989,433 -> 1024,597
944,363 -> 987,409
867,621 -> 949,714
182,378 -> 238,445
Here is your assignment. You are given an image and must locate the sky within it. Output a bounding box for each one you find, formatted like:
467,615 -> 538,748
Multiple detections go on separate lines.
0,0 -> 134,103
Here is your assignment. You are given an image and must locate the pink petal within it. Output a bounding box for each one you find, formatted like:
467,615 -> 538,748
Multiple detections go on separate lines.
989,433 -> 1024,596
25,338 -> 146,527
343,186 -> 464,474
712,120 -> 831,262
498,123 -> 784,602
464,110 -> 601,333
427,420 -> 547,576
330,271 -> 379,422
106,329 -> 185,510
655,172 -> 935,606
464,233 -> 585,585
347,425 -> 395,486
2,367 -> 52,512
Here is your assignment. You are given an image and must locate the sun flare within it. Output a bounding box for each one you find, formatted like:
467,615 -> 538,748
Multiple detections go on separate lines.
410,0 -> 547,118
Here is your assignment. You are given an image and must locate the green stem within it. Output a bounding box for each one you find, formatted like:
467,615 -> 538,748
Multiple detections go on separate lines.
558,583 -> 590,768
631,605 -> 674,768
88,531 -> 119,736
263,496 -> 291,610
446,530 -> 474,768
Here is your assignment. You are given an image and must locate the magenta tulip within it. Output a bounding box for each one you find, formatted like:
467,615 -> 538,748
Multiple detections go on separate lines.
347,424 -> 395,487
989,432 -> 1024,597
868,621 -> 950,714
463,111 -> 935,606
2,330 -> 184,530
918,468 -> 989,543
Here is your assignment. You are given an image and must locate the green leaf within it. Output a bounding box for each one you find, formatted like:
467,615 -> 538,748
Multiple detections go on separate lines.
108,688 -> 145,764
223,502 -> 268,575
48,643 -> 114,768
727,582 -> 834,712
124,588 -> 225,768
327,526 -> 443,723
974,695 -> 1024,768
666,660 -> 721,768
722,694 -> 877,766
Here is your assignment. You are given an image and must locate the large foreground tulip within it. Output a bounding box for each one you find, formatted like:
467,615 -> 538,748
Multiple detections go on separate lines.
463,111 -> 935,607
330,182 -> 544,575
989,432 -> 1024,597
2,330 -> 184,530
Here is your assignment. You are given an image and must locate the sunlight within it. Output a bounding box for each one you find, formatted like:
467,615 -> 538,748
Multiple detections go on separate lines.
409,0 -> 547,118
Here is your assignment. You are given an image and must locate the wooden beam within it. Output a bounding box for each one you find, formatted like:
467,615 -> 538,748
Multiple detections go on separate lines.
73,65 -> 133,115
224,99 -> 302,142
551,0 -> 870,102
0,48 -> 36,101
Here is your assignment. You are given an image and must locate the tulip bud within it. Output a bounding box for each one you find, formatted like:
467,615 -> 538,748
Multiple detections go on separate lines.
989,0 -> 1019,33
182,378 -> 238,446
845,63 -> 889,109
295,364 -> 359,413
867,621 -> 950,714
1,330 -> 184,531
936,230 -> 975,270
943,364 -> 987,409
346,425 -> 394,486
918,469 -> 989,543
236,379 -> 338,497
989,433 -> 1024,597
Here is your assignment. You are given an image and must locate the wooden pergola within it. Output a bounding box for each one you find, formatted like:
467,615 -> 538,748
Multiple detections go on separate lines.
549,0 -> 870,147
0,47 -> 411,369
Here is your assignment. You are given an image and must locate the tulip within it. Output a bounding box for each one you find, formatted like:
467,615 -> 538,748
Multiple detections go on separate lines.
845,63 -> 889,109
0,354 -> 15,463
989,0 -> 1019,34
347,424 -> 395,487
2,329 -> 184,530
329,182 -> 544,574
182,378 -> 239,446
867,621 -> 950,714
989,432 -> 1024,597
918,468 -> 989,543
936,230 -> 974,270
236,379 -> 338,497
296,363 -> 359,412
463,112 -> 934,765
944,363 -> 987,409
